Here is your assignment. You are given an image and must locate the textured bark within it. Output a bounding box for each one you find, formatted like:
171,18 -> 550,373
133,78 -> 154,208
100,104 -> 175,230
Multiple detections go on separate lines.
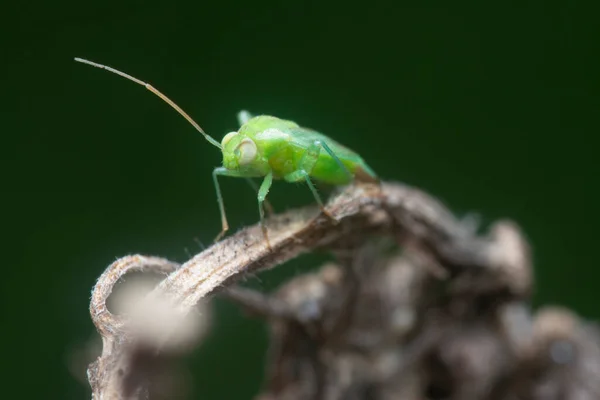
86,182 -> 600,399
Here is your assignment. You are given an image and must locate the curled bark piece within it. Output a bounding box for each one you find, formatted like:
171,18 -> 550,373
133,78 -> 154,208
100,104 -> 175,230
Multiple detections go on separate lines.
88,256 -> 180,399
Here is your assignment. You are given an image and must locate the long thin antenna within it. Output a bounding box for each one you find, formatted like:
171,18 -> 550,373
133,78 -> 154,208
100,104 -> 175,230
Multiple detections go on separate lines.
74,57 -> 222,149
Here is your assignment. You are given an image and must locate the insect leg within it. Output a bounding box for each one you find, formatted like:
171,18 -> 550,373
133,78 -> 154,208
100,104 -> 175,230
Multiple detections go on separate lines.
285,169 -> 325,207
284,141 -> 337,222
298,140 -> 321,172
212,167 -> 250,242
245,178 -> 275,215
257,171 -> 274,249
320,141 -> 352,180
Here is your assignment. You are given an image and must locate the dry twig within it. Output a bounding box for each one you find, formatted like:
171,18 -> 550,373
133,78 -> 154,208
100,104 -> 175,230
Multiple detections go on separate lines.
85,182 -> 600,400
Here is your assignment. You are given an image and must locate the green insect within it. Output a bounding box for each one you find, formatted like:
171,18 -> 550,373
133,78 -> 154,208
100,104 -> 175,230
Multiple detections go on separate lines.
75,58 -> 378,247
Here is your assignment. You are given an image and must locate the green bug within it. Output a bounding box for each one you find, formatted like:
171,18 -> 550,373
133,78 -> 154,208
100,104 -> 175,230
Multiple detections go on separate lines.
75,58 -> 378,247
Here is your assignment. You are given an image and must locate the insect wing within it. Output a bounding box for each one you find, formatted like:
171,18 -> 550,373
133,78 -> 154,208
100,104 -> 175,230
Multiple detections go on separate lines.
286,127 -> 360,162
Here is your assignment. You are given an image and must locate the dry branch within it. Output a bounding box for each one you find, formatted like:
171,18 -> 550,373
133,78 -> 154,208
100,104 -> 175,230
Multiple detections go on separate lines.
86,182 -> 600,400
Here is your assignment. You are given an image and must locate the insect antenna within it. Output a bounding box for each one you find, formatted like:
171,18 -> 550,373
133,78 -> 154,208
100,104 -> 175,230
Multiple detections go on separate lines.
74,57 -> 222,149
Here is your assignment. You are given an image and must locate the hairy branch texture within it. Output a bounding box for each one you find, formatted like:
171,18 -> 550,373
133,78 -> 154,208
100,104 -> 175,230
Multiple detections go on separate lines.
86,182 -> 600,400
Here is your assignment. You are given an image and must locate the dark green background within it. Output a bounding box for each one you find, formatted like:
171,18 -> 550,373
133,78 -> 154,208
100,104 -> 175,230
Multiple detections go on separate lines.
2,1 -> 598,398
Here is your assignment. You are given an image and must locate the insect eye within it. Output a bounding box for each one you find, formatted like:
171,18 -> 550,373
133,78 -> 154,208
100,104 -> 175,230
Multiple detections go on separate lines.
237,138 -> 257,166
221,131 -> 238,147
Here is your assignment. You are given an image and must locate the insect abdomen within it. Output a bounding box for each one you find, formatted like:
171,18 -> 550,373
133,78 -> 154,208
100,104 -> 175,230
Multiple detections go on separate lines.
259,125 -> 377,184
309,155 -> 358,185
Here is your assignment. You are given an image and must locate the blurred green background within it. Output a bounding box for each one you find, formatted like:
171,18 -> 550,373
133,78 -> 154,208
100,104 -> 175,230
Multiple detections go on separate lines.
2,1 -> 598,398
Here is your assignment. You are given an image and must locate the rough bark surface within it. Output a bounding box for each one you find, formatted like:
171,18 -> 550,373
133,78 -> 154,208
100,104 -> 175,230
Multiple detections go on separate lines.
86,182 -> 600,399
